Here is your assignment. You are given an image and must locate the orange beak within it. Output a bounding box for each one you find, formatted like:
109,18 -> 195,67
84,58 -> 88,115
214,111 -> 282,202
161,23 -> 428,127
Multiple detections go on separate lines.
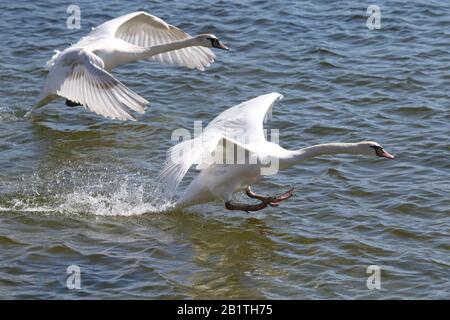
381,150 -> 395,159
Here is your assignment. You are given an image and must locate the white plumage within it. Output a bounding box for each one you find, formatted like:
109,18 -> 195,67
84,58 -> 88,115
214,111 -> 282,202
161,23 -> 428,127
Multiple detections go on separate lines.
158,93 -> 394,211
27,11 -> 228,120
159,93 -> 284,193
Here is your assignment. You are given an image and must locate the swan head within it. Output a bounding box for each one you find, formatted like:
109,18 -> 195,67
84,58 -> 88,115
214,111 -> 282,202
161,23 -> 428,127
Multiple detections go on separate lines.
357,141 -> 395,159
196,34 -> 229,50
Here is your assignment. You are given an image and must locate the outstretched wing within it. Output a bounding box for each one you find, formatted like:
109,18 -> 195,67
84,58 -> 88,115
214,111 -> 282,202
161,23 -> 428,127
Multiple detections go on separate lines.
206,92 -> 284,143
47,49 -> 148,120
157,133 -> 221,193
157,133 -> 257,194
157,93 -> 284,192
88,11 -> 215,71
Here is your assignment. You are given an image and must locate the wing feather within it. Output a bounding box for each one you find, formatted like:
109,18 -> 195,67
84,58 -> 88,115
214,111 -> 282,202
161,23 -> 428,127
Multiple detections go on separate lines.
158,133 -> 258,194
88,11 -> 215,70
47,49 -> 148,120
206,93 -> 284,143
157,93 -> 284,192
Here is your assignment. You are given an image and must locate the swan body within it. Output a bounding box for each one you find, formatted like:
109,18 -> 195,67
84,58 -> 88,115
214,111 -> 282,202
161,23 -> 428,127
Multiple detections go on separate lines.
28,11 -> 228,120
158,93 -> 394,211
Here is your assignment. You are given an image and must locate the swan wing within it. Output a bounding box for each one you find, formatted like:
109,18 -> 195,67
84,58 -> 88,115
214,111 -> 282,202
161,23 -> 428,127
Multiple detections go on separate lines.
158,93 -> 283,192
195,136 -> 260,170
47,49 -> 148,120
88,11 -> 215,71
157,133 -> 221,193
206,93 -> 284,143
158,133 -> 256,193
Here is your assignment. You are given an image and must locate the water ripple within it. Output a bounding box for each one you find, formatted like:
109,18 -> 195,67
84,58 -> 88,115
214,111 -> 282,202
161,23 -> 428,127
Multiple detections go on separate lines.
0,0 -> 448,299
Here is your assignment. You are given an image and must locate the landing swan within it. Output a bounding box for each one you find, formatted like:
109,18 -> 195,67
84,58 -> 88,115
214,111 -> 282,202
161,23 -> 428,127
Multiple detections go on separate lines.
158,93 -> 394,212
26,11 -> 229,120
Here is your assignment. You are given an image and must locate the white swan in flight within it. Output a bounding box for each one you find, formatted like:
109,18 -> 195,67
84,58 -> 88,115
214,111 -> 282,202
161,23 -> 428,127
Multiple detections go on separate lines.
158,93 -> 394,212
26,11 -> 229,120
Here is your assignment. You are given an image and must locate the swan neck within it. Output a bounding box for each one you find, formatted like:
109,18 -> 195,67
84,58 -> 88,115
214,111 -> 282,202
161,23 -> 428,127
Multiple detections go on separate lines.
281,143 -> 360,168
143,37 -> 199,57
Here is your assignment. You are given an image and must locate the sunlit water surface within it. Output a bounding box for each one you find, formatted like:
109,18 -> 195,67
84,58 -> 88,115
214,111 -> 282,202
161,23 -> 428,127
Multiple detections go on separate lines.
0,0 -> 449,299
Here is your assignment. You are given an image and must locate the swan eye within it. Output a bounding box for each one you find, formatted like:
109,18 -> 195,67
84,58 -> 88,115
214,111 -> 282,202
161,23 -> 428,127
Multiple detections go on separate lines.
370,145 -> 384,157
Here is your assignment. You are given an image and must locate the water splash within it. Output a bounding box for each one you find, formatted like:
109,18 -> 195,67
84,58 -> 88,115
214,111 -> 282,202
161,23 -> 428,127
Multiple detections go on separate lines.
0,169 -> 175,216
0,105 -> 21,121
55,182 -> 174,216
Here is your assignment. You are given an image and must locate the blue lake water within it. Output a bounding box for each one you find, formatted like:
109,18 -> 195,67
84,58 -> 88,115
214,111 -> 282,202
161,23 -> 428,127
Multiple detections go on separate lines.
0,0 -> 449,299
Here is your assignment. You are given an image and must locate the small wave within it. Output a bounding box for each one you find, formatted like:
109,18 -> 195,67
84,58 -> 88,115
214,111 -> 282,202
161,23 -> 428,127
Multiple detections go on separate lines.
392,105 -> 434,115
304,124 -> 350,135
309,47 -> 345,58
318,60 -> 341,68
0,235 -> 26,246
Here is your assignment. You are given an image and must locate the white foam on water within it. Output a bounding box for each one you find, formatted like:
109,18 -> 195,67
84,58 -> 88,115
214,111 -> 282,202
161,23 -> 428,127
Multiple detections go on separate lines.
0,106 -> 21,121
1,177 -> 176,216
0,199 -> 55,214
55,184 -> 174,216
